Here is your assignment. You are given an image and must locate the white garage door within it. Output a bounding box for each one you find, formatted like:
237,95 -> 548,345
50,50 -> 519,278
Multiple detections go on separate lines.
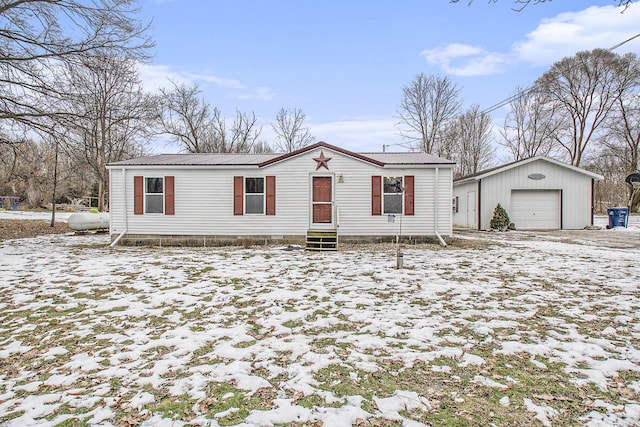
511,190 -> 560,230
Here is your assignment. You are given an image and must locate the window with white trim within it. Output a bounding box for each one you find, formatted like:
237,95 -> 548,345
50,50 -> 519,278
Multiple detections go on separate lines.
145,177 -> 164,213
383,176 -> 403,214
245,177 -> 264,214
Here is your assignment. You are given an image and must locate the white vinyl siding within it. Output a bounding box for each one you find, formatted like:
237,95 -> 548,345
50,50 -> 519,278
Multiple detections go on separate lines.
479,161 -> 589,230
108,169 -> 126,234
453,157 -> 597,231
452,181 -> 477,229
108,148 -> 454,238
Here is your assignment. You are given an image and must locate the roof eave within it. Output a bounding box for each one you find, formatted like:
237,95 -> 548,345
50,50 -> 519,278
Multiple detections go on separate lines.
106,163 -> 262,169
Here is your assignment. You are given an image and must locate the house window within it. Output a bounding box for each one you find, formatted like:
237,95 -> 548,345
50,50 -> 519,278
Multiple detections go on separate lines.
245,177 -> 264,214
145,177 -> 164,213
383,176 -> 403,214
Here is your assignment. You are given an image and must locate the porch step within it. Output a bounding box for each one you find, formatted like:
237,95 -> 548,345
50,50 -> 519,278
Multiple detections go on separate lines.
305,230 -> 338,251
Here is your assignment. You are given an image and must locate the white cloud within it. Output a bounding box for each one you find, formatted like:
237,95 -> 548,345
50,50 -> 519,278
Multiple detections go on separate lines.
136,63 -> 272,101
238,86 -> 275,101
309,116 -> 402,152
187,72 -> 245,90
421,43 -> 485,64
420,44 -> 510,76
253,115 -> 402,153
136,63 -> 246,92
513,5 -> 640,66
136,63 -> 187,92
421,5 -> 640,76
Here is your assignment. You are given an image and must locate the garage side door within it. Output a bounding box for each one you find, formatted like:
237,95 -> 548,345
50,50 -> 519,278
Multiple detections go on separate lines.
511,190 -> 560,230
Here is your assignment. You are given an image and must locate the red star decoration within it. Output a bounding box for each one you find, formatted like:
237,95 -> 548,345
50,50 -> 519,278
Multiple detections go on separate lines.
313,151 -> 332,170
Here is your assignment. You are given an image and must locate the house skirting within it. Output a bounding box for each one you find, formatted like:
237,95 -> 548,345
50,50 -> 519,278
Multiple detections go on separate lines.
110,233 -> 445,247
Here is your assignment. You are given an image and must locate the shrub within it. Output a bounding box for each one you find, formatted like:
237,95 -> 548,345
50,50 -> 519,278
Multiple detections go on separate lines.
490,203 -> 511,231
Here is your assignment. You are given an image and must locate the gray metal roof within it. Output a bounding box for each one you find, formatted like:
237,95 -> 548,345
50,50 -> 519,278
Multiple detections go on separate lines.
108,153 -> 279,166
363,152 -> 454,165
107,142 -> 455,168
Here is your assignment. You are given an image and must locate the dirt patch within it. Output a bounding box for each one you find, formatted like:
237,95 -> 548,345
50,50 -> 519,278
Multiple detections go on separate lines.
0,219 -> 71,242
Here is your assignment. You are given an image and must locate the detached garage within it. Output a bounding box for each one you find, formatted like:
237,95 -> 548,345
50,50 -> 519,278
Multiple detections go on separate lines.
453,156 -> 603,231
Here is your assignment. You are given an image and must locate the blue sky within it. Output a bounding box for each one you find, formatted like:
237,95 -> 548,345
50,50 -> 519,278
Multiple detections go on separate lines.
137,0 -> 640,156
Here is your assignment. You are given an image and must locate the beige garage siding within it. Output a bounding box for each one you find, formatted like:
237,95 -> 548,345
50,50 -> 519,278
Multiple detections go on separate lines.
511,190 -> 560,230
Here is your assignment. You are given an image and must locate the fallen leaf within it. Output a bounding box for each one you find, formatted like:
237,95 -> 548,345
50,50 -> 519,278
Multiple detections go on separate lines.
533,394 -> 555,401
533,394 -> 573,402
292,391 -> 304,404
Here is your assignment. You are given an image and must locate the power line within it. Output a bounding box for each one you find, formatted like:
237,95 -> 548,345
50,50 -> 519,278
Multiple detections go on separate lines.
480,32 -> 640,116
609,32 -> 640,51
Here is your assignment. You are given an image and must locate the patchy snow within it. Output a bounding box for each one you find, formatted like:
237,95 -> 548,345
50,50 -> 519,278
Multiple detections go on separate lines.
0,211 -> 639,426
594,213 -> 640,231
524,398 -> 559,427
499,395 -> 511,407
374,390 -> 432,420
0,209 -> 73,221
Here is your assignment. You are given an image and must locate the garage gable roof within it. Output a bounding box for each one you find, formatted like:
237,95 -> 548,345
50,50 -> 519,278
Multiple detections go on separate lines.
454,156 -> 603,184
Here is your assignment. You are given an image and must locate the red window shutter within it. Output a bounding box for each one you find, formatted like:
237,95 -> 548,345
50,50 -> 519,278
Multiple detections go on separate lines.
266,176 -> 276,215
371,176 -> 381,216
234,176 -> 243,215
404,175 -> 414,216
165,176 -> 175,215
134,176 -> 143,215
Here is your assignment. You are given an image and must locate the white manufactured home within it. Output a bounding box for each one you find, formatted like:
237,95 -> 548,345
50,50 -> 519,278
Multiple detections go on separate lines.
107,142 -> 455,247
453,156 -> 603,231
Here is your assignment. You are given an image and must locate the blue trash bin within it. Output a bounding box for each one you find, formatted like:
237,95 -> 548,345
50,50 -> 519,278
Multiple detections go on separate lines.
11,197 -> 19,210
607,207 -> 629,228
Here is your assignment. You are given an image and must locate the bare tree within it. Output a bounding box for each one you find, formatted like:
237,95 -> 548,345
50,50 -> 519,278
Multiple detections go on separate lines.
0,139 -> 22,195
0,134 -> 96,209
499,85 -> 560,161
601,88 -> 640,212
604,94 -> 640,170
272,107 -> 314,153
535,49 -> 639,167
61,54 -> 154,211
206,108 -> 262,153
224,110 -> 262,153
1,139 -> 56,208
601,55 -> 640,174
0,0 -> 153,134
251,140 -> 274,154
156,81 -> 216,153
442,105 -> 496,178
449,0 -> 634,12
397,73 -> 462,154
157,82 -> 262,153
586,155 -> 629,213
450,0 -> 550,12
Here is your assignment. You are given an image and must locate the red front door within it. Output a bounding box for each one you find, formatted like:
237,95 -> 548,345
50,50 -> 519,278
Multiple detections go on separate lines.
312,176 -> 332,224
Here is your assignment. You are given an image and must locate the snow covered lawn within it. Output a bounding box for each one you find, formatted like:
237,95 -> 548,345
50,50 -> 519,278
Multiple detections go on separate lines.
1,219 -> 640,426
